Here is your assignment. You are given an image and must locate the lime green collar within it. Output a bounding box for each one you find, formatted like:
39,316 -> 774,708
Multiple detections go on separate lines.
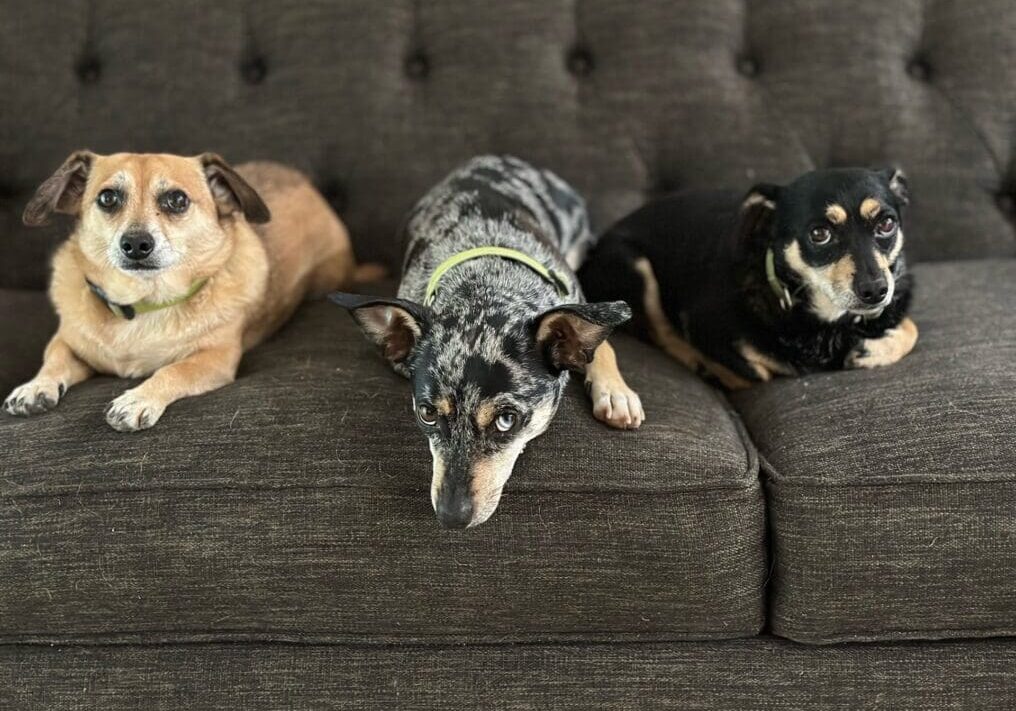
423,246 -> 570,306
87,277 -> 209,320
765,248 -> 794,311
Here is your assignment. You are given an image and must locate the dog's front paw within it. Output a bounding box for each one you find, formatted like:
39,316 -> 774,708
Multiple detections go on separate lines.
586,376 -> 645,430
105,389 -> 165,432
846,318 -> 919,370
3,378 -> 65,417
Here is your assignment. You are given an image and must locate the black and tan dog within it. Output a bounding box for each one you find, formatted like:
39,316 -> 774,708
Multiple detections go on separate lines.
580,168 -> 918,388
330,155 -> 644,529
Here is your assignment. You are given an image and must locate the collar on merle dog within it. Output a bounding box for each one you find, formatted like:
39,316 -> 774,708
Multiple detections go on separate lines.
423,246 -> 570,307
86,277 -> 208,320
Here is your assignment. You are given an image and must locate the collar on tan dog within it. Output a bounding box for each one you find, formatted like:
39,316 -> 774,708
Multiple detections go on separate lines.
86,277 -> 209,320
765,248 -> 794,311
423,246 -> 570,307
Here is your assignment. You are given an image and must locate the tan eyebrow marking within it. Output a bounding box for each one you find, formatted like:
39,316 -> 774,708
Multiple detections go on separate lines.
825,203 -> 847,224
475,400 -> 497,428
860,197 -> 881,220
436,396 -> 455,417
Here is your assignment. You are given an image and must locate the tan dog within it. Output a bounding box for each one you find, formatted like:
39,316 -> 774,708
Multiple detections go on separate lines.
4,151 -> 369,431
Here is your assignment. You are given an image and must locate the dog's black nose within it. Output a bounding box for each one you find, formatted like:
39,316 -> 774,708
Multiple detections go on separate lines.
120,231 -> 154,260
435,493 -> 473,530
855,277 -> 889,305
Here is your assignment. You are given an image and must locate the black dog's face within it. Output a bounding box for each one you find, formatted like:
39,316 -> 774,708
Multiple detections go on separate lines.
746,168 -> 909,320
330,293 -> 629,529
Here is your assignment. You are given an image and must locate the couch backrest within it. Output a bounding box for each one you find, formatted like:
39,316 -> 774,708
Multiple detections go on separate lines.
1,0 -> 1014,289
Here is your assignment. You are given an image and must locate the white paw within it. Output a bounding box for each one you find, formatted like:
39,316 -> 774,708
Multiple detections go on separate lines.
105,389 -> 165,432
3,378 -> 65,417
587,377 -> 645,430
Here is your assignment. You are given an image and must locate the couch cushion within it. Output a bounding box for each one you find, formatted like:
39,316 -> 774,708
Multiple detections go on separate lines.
0,287 -> 763,644
734,259 -> 1016,644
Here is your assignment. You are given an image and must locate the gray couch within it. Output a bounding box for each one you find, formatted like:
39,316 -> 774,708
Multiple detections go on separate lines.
1,2 -> 1014,708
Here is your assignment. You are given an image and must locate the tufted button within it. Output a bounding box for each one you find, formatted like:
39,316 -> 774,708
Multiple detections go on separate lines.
405,51 -> 429,80
736,55 -> 759,78
76,57 -> 101,84
322,180 -> 347,214
566,47 -> 595,77
241,57 -> 267,85
996,191 -> 1014,217
907,57 -> 931,81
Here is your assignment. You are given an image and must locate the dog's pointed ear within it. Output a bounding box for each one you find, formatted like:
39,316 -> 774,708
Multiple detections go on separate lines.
199,153 -> 271,224
877,166 -> 909,206
533,301 -> 631,373
329,292 -> 432,366
23,150 -> 95,226
738,182 -> 782,242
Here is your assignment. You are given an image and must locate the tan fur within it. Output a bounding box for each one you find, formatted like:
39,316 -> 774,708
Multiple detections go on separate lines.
8,152 -> 361,431
585,341 -> 644,428
633,257 -> 752,390
847,317 -> 919,369
825,203 -> 848,225
436,396 -> 455,417
860,197 -> 881,220
738,342 -> 794,382
475,400 -> 497,429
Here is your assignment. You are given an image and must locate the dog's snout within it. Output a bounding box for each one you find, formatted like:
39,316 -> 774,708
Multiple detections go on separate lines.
855,275 -> 889,305
120,231 -> 155,261
435,487 -> 473,529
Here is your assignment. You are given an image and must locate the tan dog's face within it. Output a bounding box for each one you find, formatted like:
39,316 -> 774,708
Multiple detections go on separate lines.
24,151 -> 270,278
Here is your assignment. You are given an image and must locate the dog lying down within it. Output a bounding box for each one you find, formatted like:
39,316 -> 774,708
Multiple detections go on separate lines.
580,167 -> 918,388
4,151 -> 371,431
331,155 -> 644,529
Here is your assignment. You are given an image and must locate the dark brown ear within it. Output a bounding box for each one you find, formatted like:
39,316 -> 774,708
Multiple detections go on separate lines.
23,150 -> 95,226
878,167 -> 909,206
534,301 -> 631,373
737,182 -> 781,242
328,292 -> 432,368
199,153 -> 271,224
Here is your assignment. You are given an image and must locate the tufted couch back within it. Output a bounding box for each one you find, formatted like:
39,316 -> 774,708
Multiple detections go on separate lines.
1,0 -> 1014,290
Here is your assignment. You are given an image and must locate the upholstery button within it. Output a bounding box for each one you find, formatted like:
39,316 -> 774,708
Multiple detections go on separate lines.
322,180 -> 347,214
907,58 -> 931,81
567,47 -> 594,77
242,57 -> 267,85
736,55 -> 759,78
405,51 -> 429,80
76,57 -> 101,84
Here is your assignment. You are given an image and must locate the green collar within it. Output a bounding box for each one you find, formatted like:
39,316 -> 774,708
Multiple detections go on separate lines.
423,246 -> 570,306
87,277 -> 209,320
764,248 -> 794,311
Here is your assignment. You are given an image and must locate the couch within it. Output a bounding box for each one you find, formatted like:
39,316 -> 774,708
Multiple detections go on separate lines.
1,1 -> 1014,708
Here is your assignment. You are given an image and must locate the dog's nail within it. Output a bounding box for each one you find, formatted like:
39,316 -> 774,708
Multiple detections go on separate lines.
58,383 -> 66,398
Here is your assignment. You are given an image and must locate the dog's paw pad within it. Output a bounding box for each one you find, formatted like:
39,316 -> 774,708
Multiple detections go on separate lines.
3,379 -> 64,417
105,391 -> 164,432
587,378 -> 645,430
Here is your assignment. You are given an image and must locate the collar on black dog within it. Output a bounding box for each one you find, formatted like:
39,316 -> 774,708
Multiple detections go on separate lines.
86,277 -> 208,320
764,248 -> 795,311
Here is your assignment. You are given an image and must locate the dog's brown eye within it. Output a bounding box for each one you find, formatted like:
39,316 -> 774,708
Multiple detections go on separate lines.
417,404 -> 438,426
96,189 -> 122,212
809,226 -> 832,245
494,410 -> 517,433
876,216 -> 897,236
160,190 -> 190,215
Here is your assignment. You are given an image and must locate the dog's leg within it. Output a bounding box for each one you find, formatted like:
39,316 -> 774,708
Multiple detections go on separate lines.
105,341 -> 242,432
585,341 -> 645,430
4,335 -> 93,416
846,317 -> 919,369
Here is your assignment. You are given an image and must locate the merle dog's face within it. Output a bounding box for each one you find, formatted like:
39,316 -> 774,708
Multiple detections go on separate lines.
331,294 -> 629,529
745,168 -> 909,320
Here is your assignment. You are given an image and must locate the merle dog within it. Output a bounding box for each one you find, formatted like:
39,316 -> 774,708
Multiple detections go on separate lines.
331,156 -> 644,529
580,167 -> 918,387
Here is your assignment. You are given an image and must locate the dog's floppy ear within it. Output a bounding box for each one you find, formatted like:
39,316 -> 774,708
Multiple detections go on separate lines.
533,301 -> 631,373
877,167 -> 909,206
737,182 -> 782,242
23,150 -> 95,226
329,292 -> 432,366
199,153 -> 271,224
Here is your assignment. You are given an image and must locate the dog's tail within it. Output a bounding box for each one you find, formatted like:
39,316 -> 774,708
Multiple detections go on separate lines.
352,262 -> 388,284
